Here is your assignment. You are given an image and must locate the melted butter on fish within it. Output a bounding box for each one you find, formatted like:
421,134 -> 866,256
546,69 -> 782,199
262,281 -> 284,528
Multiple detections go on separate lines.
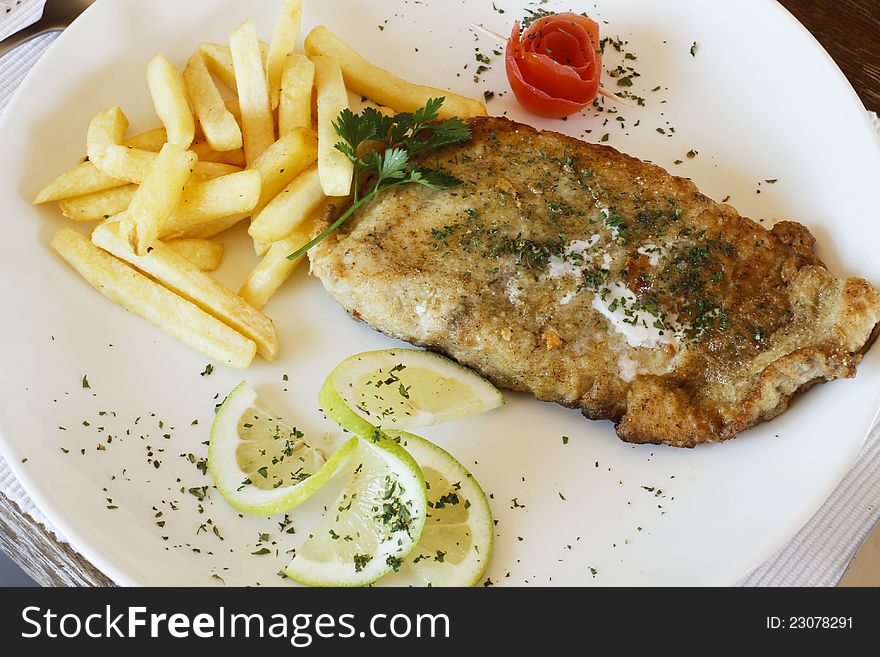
547,231 -> 682,350
591,282 -> 682,349
547,235 -> 600,279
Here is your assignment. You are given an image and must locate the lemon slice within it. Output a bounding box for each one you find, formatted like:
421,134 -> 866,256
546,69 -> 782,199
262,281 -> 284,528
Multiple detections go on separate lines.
319,348 -> 504,437
209,381 -> 357,515
284,432 -> 427,587
383,431 -> 494,587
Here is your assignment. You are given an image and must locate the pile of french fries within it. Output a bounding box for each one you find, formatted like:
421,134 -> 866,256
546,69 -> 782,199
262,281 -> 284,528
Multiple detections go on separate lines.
37,0 -> 486,368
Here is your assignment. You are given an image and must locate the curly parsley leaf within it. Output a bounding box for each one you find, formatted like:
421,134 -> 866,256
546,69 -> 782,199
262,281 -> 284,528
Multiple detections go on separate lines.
410,165 -> 462,189
376,147 -> 410,182
288,97 -> 471,261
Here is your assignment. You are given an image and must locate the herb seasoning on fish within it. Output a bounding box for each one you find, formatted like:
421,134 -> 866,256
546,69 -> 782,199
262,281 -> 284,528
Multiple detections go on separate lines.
310,116 -> 880,447
287,98 -> 472,261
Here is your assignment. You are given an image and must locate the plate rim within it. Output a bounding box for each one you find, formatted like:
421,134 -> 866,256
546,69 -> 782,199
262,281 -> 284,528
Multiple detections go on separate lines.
0,0 -> 878,587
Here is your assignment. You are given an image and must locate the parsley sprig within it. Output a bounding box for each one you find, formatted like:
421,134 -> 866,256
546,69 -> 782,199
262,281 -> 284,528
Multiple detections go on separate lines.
287,97 -> 471,260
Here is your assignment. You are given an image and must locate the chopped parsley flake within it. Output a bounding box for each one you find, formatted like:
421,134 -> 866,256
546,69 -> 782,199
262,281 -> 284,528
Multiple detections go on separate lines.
353,553 -> 373,573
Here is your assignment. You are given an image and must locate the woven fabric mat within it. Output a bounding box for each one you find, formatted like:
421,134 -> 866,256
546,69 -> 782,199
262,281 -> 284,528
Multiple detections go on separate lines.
1,1 -> 879,586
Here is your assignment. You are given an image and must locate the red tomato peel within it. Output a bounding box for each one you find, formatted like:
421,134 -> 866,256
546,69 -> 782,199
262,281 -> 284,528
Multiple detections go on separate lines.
505,12 -> 602,119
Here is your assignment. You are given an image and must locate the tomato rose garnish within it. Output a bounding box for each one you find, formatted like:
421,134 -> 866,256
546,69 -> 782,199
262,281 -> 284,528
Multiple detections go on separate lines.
505,12 -> 602,119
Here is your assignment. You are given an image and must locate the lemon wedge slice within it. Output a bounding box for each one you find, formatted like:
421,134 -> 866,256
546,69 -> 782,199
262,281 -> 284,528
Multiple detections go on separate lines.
319,348 -> 503,437
383,431 -> 494,587
283,432 -> 427,586
209,381 -> 356,515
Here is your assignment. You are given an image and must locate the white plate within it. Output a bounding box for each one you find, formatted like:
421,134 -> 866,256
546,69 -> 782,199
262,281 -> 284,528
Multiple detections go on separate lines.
1,0 -> 879,587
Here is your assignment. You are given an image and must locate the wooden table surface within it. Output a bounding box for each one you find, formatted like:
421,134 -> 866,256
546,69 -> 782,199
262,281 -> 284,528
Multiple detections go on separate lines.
779,0 -> 880,113
1,0 -> 879,587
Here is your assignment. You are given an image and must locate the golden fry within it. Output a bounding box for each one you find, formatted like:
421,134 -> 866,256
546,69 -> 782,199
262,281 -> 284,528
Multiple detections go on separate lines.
118,142 -> 196,255
122,127 -> 167,151
87,105 -> 127,150
312,55 -> 352,196
51,228 -> 255,368
55,166 -> 244,224
160,169 -> 260,238
97,149 -> 234,185
239,213 -> 317,310
199,41 -> 269,94
189,140 -> 246,166
279,54 -> 315,134
184,50 -> 243,152
167,213 -> 247,240
224,97 -> 242,124
248,127 -> 318,216
267,0 -> 303,109
192,162 -> 242,180
83,111 -> 237,185
230,20 -> 275,165
147,55 -> 195,148
163,238 -> 224,271
86,107 -> 159,183
92,222 -> 278,361
346,89 -> 395,117
249,163 -> 324,245
59,185 -> 136,221
304,25 -> 487,118
34,161 -> 126,204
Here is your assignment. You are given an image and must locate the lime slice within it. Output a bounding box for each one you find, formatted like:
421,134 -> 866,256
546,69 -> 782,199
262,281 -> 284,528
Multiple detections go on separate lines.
319,348 -> 504,437
384,431 -> 494,587
209,381 -> 357,515
284,433 -> 427,586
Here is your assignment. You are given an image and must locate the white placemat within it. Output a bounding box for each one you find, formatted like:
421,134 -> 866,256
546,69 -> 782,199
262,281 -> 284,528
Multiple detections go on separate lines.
1,1 -> 879,586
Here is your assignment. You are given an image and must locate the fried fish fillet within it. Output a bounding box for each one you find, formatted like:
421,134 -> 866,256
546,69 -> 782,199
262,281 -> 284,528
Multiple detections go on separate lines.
309,116 -> 880,447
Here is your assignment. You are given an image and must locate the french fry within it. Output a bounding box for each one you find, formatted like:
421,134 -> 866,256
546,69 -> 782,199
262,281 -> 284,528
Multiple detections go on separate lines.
51,228 -> 255,368
199,42 -> 239,92
122,127 -> 168,151
189,140 -> 246,166
159,169 -> 260,238
147,55 -> 195,148
168,213 -> 247,240
85,108 -> 244,174
91,147 -> 163,184
249,163 -> 324,245
224,97 -> 242,124
248,127 -> 318,216
38,114 -> 239,204
88,105 -> 127,149
118,142 -> 197,255
346,89 -> 395,117
239,214 -> 317,310
86,106 -> 157,182
163,238 -> 224,271
192,161 -> 242,179
55,165 -> 249,225
304,25 -> 487,119
34,161 -> 127,204
312,55 -> 352,196
184,50 -> 243,152
199,41 -> 269,94
91,145 -> 234,185
279,54 -> 315,134
86,106 -> 158,184
92,222 -> 278,361
230,20 -> 275,165
36,157 -> 231,204
252,239 -> 272,256
267,0 -> 303,110
59,185 -> 136,221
